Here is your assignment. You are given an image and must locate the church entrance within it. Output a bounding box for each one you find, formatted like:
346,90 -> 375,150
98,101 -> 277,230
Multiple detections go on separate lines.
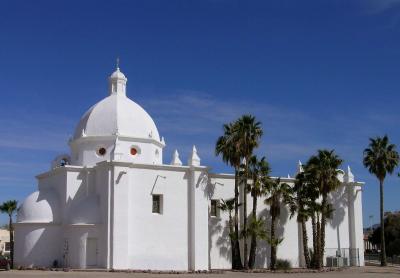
86,238 -> 98,267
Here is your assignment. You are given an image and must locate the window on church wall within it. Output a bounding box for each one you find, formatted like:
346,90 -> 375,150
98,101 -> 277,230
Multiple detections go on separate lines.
152,194 -> 163,214
97,147 -> 106,156
4,242 -> 10,252
210,200 -> 219,217
130,146 -> 141,156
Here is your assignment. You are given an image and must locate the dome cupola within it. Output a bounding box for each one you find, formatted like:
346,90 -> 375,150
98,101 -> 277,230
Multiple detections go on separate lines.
109,59 -> 127,96
69,63 -> 165,167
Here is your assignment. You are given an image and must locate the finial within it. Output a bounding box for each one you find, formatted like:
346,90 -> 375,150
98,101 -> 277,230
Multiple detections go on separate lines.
171,149 -> 183,166
188,145 -> 201,166
345,165 -> 354,183
297,160 -> 304,173
116,57 -> 120,70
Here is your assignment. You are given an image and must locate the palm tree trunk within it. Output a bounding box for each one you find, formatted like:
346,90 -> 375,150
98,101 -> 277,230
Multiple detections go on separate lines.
9,214 -> 13,269
316,213 -> 321,269
243,162 -> 249,269
301,220 -> 311,268
320,196 -> 327,268
248,193 -> 258,269
233,169 -> 243,269
228,212 -> 235,269
270,215 -> 276,270
379,179 -> 387,266
311,213 -> 317,268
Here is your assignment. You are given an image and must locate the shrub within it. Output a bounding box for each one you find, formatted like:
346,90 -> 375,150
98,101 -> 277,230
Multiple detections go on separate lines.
275,259 -> 292,271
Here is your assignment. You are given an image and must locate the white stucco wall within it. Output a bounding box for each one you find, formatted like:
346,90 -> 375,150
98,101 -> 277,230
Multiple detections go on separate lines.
208,174 -> 235,269
208,174 -> 364,269
16,161 -> 364,270
124,165 -> 190,270
14,224 -> 62,268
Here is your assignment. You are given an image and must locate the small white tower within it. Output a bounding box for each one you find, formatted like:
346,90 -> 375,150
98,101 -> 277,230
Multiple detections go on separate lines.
109,58 -> 127,96
170,150 -> 183,166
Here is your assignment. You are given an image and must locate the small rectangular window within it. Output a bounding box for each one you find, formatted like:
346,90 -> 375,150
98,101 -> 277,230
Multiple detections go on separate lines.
4,242 -> 10,252
152,195 -> 163,214
210,200 -> 219,217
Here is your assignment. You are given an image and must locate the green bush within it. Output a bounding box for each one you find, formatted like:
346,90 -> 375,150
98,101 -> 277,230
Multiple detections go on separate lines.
275,259 -> 292,270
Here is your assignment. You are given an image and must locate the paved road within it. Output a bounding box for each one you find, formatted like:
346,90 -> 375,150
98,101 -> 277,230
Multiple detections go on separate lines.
0,267 -> 399,278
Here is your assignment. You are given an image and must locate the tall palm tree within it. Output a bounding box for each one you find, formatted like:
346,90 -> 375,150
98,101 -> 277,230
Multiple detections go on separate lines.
216,123 -> 243,269
289,171 -> 317,268
247,155 -> 270,269
0,200 -> 18,269
306,150 -> 342,268
363,135 -> 399,266
232,115 -> 263,268
264,179 -> 291,270
298,162 -> 323,269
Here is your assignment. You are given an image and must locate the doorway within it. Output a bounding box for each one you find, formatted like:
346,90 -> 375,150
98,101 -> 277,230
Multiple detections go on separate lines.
86,238 -> 98,267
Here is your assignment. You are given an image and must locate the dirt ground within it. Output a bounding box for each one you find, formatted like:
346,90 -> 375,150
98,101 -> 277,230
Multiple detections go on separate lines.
0,266 -> 399,278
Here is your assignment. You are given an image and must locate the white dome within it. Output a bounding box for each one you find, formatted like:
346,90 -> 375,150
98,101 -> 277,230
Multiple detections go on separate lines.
69,196 -> 100,224
17,190 -> 60,223
73,94 -> 160,141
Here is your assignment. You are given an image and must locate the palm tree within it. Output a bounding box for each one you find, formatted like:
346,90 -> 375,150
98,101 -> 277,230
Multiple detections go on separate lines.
363,135 -> 399,266
247,155 -> 270,268
232,115 -> 263,268
289,171 -> 315,268
216,123 -> 243,269
264,179 -> 291,270
306,150 -> 342,268
0,200 -> 18,269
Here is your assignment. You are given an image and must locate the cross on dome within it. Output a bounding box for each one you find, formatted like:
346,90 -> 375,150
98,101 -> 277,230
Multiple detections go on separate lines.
109,59 -> 127,96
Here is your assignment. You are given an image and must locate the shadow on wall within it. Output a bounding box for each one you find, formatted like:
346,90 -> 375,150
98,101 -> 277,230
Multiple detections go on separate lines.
254,208 -> 269,268
67,171 -> 100,223
18,225 -> 62,268
210,217 -> 232,264
17,190 -> 62,268
254,203 -> 290,268
328,185 -> 348,249
208,198 -> 292,269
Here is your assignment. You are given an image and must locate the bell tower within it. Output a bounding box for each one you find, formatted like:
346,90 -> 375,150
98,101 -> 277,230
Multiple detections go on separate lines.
108,58 -> 127,96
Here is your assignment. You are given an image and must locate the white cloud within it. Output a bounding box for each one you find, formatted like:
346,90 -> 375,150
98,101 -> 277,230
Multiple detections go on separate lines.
0,114 -> 73,152
362,0 -> 400,14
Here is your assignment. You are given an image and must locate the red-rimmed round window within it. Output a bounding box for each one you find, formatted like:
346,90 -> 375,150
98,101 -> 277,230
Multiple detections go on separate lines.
97,147 -> 106,156
130,147 -> 138,156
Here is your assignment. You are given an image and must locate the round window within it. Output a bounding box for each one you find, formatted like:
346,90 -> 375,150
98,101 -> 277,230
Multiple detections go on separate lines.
130,147 -> 138,156
97,147 -> 106,156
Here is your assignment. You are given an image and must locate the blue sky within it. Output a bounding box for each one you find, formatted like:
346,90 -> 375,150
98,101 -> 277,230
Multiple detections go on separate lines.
0,0 -> 399,227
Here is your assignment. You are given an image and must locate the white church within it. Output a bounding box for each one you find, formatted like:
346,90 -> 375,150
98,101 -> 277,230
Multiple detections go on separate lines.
14,66 -> 365,270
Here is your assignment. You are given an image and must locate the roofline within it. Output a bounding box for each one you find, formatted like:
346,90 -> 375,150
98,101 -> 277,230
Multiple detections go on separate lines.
36,165 -> 84,179
97,160 -> 210,172
36,161 -> 211,179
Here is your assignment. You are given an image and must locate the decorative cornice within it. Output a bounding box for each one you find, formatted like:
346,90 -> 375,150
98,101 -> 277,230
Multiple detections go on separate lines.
69,134 -> 166,148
